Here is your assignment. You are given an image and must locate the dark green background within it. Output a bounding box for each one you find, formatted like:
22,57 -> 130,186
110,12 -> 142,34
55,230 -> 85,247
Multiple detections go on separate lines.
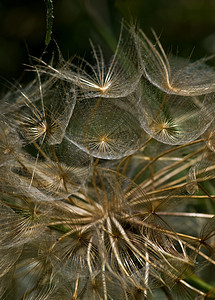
0,0 -> 215,85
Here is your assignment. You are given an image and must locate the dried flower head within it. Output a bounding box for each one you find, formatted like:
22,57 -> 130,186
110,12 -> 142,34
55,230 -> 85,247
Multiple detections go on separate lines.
0,23 -> 215,300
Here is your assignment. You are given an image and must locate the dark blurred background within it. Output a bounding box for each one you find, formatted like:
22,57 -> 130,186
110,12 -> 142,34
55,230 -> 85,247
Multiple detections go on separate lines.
1,0 -> 215,86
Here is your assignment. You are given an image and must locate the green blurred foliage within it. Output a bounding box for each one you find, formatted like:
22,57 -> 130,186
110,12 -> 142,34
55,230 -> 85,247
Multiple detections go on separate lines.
0,0 -> 215,83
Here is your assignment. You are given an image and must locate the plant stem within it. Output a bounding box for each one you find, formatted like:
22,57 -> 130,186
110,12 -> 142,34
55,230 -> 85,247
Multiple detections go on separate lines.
185,274 -> 215,296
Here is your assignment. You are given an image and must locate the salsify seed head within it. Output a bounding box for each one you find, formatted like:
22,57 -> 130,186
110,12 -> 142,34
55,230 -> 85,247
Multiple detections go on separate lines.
0,23 -> 215,300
